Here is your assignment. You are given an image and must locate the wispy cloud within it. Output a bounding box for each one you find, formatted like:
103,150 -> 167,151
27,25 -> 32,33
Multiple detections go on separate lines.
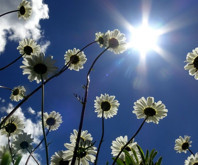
0,0 -> 49,53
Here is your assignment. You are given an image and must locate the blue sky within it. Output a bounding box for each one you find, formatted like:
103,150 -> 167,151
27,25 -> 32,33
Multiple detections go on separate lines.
1,0 -> 198,164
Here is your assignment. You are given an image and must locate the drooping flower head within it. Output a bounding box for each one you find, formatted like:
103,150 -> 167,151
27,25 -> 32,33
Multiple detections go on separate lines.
105,29 -> 127,54
17,0 -> 32,20
174,135 -> 192,153
10,85 -> 26,102
69,129 -> 93,145
185,153 -> 198,165
184,48 -> 198,80
20,52 -> 58,83
111,136 -> 141,162
94,93 -> 120,119
63,138 -> 97,165
64,48 -> 87,71
44,111 -> 62,131
1,116 -> 24,136
17,39 -> 41,57
133,97 -> 168,124
13,132 -> 33,153
50,151 -> 70,165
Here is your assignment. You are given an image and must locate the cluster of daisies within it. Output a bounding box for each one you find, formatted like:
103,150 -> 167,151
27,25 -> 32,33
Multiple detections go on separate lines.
0,111 -> 62,164
174,135 -> 198,164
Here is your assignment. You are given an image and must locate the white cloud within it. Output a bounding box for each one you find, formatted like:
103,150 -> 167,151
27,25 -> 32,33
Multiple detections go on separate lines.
0,103 -> 43,164
0,0 -> 49,53
27,107 -> 36,115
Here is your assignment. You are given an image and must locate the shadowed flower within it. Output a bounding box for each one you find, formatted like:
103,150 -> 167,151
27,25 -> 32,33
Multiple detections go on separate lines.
44,111 -> 62,131
50,151 -> 70,165
17,39 -> 41,57
95,32 -> 107,48
185,153 -> 198,165
1,116 -> 24,136
111,136 -> 140,162
94,93 -> 120,119
70,129 -> 93,144
105,29 -> 127,54
63,139 -> 97,165
184,48 -> 198,80
10,85 -> 26,102
17,0 -> 32,20
64,48 -> 87,71
13,132 -> 33,153
20,52 -> 58,83
133,97 -> 168,124
174,135 -> 192,153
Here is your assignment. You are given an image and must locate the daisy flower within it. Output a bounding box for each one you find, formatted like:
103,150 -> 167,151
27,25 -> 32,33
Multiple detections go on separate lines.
44,111 -> 62,131
63,140 -> 97,165
50,151 -> 70,165
95,32 -> 107,48
104,29 -> 127,54
64,48 -> 87,71
184,48 -> 198,80
13,132 -> 33,153
1,116 -> 24,136
174,135 -> 192,153
94,93 -> 120,119
20,52 -> 58,83
17,38 -> 41,57
111,136 -> 140,162
10,85 -> 26,102
70,129 -> 93,144
133,97 -> 168,124
185,153 -> 198,165
17,0 -> 32,20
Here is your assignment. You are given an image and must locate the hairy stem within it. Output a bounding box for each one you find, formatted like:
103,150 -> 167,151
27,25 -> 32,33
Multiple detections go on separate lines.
71,47 -> 109,165
8,134 -> 15,165
41,77 -> 49,165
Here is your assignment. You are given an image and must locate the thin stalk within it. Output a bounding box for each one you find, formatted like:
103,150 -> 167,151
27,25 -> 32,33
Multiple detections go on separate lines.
41,77 -> 49,165
94,110 -> 105,165
112,117 -> 148,165
0,54 -> 23,71
71,47 -> 109,165
26,149 -> 40,165
188,148 -> 195,156
0,85 -> 12,91
25,130 -> 50,165
8,134 -> 15,165
0,9 -> 19,17
0,62 -> 70,129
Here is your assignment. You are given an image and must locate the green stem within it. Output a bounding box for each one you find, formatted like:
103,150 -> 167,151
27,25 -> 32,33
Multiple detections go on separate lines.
8,134 -> 15,165
188,148 -> 195,156
112,117 -> 147,165
41,76 -> 49,165
0,10 -> 19,17
71,47 -> 109,165
94,110 -> 105,165
26,149 -> 39,165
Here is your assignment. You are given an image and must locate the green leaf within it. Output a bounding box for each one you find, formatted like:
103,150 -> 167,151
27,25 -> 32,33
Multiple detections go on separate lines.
156,157 -> 162,165
1,151 -> 11,165
14,155 -> 22,165
131,148 -> 139,164
112,157 -> 125,165
124,149 -> 136,165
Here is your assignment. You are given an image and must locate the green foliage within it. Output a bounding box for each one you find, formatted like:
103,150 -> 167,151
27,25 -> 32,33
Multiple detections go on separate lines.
0,151 -> 21,165
114,145 -> 162,165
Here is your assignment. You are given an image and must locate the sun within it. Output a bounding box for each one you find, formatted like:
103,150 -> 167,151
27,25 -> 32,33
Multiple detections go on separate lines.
129,24 -> 160,57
